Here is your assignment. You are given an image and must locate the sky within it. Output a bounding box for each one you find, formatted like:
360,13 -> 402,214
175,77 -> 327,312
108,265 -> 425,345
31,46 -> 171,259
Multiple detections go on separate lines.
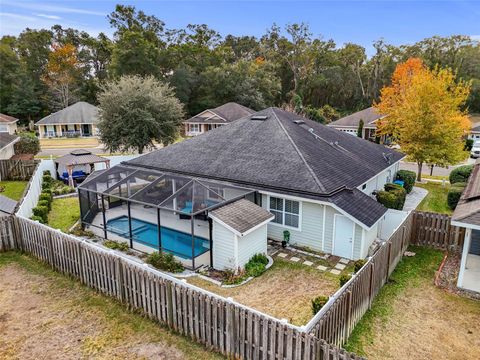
1,0 -> 479,55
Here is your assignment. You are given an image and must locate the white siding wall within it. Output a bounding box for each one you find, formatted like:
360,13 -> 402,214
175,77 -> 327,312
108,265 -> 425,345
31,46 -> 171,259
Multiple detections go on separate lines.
237,225 -> 268,268
212,221 -> 236,270
361,222 -> 379,258
352,224 -> 363,259
358,161 -> 400,195
0,144 -> 15,160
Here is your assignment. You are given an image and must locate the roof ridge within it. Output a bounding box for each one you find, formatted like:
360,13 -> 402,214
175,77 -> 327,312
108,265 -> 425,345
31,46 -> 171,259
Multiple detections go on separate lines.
270,108 -> 327,193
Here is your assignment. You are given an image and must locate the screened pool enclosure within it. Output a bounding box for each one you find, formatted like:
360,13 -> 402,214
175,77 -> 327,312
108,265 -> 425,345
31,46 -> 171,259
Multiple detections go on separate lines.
78,165 -> 255,269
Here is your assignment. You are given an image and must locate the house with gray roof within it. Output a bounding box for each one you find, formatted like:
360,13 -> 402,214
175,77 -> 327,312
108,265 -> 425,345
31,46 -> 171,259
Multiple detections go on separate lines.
328,107 -> 386,141
78,107 -> 404,271
0,133 -> 20,160
36,102 -> 99,138
0,113 -> 19,135
183,102 -> 254,136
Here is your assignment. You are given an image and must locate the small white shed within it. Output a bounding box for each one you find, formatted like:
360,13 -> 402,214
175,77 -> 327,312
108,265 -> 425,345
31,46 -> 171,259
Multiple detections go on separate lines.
209,199 -> 274,271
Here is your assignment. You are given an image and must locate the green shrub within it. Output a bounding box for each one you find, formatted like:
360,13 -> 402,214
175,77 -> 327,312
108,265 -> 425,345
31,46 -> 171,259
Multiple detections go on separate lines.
103,240 -> 129,252
32,205 -> 49,223
146,251 -> 184,273
62,186 -> 74,194
339,273 -> 352,287
39,192 -> 52,205
311,295 -> 329,315
223,269 -> 248,285
244,253 -> 269,277
376,183 -> 406,210
14,132 -> 41,155
395,170 -> 416,193
465,138 -> 474,151
30,215 -> 45,223
37,199 -> 50,211
249,253 -> 269,266
449,165 -> 473,184
43,170 -> 51,176
354,259 -> 366,273
42,181 -> 52,191
42,173 -> 53,185
447,184 -> 466,210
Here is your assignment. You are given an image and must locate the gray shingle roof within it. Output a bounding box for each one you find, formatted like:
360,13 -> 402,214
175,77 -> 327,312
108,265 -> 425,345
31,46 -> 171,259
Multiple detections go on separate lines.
0,133 -> 19,150
36,102 -> 99,125
452,159 -> 480,226
184,102 -> 254,124
210,198 -> 273,235
126,107 -> 403,227
0,194 -> 17,214
328,107 -> 384,128
0,113 -> 18,123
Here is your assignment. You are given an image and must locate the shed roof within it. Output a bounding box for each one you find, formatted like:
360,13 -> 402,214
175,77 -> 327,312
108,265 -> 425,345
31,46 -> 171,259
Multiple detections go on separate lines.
210,198 -> 273,236
184,102 -> 254,124
0,133 -> 19,150
452,159 -> 480,226
328,107 -> 384,128
0,194 -> 17,214
55,149 -> 109,166
36,102 -> 99,125
0,113 -> 18,123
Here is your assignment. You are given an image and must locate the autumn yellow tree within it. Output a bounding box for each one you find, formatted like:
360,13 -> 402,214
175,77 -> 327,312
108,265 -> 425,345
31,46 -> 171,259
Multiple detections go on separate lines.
42,43 -> 80,109
375,58 -> 471,181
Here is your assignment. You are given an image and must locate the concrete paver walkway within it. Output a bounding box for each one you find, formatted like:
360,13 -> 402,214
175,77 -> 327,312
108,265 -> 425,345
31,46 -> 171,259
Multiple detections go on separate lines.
403,186 -> 428,212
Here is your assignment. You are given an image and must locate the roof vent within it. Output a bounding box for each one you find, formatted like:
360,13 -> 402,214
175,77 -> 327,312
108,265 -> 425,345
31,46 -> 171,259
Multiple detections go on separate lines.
382,152 -> 393,164
293,119 -> 305,125
250,115 -> 268,121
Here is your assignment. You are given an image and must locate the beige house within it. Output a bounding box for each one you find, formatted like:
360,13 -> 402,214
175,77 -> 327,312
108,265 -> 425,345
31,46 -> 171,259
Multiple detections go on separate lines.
183,102 -> 254,136
0,113 -> 18,135
328,107 -> 386,142
36,102 -> 99,139
0,114 -> 19,160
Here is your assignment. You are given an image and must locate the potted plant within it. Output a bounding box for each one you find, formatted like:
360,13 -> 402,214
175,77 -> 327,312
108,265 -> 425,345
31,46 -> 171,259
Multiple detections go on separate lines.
282,230 -> 290,248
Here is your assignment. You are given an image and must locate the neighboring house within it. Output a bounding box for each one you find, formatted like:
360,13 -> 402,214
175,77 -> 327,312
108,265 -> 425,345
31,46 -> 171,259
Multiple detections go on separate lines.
328,107 -> 387,142
451,159 -> 480,293
36,102 -> 99,138
78,107 -> 404,271
467,114 -> 480,140
0,133 -> 20,160
183,102 -> 254,136
0,113 -> 19,135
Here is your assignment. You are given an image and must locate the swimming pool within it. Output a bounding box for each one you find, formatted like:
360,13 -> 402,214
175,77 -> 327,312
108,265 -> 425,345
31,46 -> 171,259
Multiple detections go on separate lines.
106,216 -> 210,259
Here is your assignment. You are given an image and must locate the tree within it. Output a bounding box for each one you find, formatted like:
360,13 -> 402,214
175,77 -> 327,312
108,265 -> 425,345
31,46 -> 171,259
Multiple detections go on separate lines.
97,75 -> 184,154
14,133 -> 41,155
375,58 -> 471,181
42,43 -> 80,109
357,119 -> 364,137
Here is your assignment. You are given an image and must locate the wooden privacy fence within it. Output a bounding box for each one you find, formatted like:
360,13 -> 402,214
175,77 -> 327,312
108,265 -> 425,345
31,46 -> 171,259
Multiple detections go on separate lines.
0,216 -> 362,360
410,211 -> 465,250
303,212 -> 414,347
0,159 -> 39,181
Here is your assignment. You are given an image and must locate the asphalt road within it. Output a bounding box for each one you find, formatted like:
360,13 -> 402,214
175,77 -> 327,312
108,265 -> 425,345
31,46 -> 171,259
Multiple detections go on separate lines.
399,158 -> 476,177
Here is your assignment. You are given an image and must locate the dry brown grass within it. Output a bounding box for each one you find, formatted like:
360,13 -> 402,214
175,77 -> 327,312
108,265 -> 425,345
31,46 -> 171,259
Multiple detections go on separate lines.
0,253 -> 223,360
187,258 -> 339,326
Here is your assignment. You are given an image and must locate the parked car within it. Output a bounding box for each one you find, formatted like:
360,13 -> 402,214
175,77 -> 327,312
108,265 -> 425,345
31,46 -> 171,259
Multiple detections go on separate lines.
471,141 -> 480,158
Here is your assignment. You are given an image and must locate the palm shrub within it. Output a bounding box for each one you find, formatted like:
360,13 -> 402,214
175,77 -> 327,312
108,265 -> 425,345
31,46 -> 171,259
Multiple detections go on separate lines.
244,253 -> 269,277
311,296 -> 329,315
395,170 -> 416,193
447,183 -> 466,210
449,165 -> 473,184
146,251 -> 184,273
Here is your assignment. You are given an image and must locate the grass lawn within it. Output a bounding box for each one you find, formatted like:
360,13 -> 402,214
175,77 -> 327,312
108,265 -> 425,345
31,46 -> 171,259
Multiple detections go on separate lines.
0,252 -> 223,359
40,137 -> 100,149
415,182 -> 452,215
344,246 -> 480,359
0,181 -> 28,201
187,258 -> 340,326
47,197 -> 80,232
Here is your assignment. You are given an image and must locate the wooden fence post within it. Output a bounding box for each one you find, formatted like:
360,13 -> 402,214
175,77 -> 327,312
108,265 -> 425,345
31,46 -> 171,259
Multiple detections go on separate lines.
368,262 -> 375,309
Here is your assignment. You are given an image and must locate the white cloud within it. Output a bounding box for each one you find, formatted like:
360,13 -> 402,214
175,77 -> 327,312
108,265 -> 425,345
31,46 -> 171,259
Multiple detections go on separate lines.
35,13 -> 62,20
3,1 -> 106,16
471,35 -> 480,41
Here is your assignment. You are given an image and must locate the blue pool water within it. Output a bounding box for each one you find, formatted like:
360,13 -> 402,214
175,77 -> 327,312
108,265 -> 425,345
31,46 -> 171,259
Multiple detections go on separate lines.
106,216 -> 210,259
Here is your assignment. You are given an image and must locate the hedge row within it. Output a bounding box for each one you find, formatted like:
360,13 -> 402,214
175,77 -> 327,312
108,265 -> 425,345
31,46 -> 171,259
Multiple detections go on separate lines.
376,183 -> 406,210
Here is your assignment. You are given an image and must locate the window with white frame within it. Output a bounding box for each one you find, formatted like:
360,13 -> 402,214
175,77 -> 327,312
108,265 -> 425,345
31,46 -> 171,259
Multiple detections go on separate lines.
190,124 -> 200,132
269,196 -> 300,228
0,125 -> 8,132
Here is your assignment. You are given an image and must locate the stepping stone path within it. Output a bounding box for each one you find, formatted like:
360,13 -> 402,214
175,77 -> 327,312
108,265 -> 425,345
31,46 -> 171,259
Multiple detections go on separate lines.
303,260 -> 313,266
334,263 -> 346,270
339,258 -> 349,265
290,257 -> 300,262
330,269 -> 341,275
316,265 -> 327,271
277,253 -> 288,258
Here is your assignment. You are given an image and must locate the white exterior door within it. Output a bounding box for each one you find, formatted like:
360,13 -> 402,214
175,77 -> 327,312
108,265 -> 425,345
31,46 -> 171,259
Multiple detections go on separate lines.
333,215 -> 353,259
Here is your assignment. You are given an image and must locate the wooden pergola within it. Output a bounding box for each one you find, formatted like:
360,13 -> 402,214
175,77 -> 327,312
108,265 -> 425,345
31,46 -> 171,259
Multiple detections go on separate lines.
55,149 -> 110,187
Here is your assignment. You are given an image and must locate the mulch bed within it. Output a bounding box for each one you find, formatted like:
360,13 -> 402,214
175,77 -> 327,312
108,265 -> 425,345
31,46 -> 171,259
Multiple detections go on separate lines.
436,251 -> 480,301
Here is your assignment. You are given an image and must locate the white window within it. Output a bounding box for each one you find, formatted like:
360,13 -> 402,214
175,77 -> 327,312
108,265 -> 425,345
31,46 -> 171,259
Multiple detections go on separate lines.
190,124 -> 200,132
0,124 -> 8,132
269,196 -> 300,229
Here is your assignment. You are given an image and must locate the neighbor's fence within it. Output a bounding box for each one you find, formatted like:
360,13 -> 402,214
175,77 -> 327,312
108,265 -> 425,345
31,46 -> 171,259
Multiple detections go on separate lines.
410,211 -> 465,251
0,216 -> 362,360
303,212 -> 414,347
16,160 -> 56,218
0,159 -> 39,181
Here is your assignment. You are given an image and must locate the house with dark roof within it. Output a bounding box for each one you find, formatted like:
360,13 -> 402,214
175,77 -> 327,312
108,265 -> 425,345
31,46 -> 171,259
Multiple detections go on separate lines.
35,102 -> 99,138
451,159 -> 480,293
183,102 -> 254,136
78,107 -> 404,271
0,133 -> 20,160
328,107 -> 386,141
